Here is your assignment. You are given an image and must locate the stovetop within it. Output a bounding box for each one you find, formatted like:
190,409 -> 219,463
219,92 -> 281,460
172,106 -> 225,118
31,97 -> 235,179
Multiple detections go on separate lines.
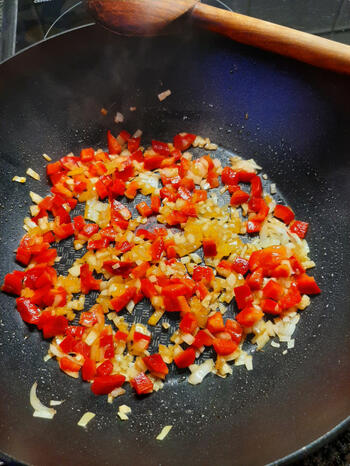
0,1 -> 349,465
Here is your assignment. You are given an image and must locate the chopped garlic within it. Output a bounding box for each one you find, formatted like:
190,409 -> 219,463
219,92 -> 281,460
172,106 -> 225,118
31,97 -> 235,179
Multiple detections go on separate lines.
114,112 -> 124,123
42,153 -> 52,161
156,425 -> 172,440
158,89 -> 171,101
26,168 -> 40,180
12,176 -> 26,183
78,412 -> 96,427
29,191 -> 43,204
118,404 -> 131,420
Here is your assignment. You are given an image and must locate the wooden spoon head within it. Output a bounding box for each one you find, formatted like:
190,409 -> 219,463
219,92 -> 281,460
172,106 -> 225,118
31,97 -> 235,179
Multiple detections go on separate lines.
87,0 -> 199,36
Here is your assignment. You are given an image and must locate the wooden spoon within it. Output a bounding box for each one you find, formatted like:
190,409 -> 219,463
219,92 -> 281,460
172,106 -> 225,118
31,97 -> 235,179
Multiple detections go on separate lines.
87,0 -> 350,75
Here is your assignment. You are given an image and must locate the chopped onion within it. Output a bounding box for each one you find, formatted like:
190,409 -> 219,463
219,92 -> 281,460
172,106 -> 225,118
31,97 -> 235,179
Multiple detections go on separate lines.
114,112 -> 124,123
77,412 -> 96,427
188,359 -> 214,385
50,400 -> 64,406
30,382 -> 56,419
158,90 -> 171,101
156,425 -> 172,440
26,168 -> 40,180
12,176 -> 26,183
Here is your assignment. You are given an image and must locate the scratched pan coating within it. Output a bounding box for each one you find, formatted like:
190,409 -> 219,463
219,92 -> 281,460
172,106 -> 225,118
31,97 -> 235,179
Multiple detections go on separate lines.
0,25 -> 349,466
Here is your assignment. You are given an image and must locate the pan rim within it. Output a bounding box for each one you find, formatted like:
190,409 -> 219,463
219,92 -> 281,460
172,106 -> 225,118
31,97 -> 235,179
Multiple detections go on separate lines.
0,22 -> 349,466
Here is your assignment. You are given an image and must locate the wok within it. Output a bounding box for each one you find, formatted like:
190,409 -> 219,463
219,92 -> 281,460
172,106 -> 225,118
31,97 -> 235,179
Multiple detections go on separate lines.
0,23 -> 349,466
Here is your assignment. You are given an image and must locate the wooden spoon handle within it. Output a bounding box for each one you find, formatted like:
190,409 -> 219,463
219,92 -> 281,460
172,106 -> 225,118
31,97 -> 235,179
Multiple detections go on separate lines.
192,2 -> 350,74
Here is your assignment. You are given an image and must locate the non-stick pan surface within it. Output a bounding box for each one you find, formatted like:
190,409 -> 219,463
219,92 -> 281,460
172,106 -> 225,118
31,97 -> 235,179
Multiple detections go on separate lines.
0,25 -> 349,466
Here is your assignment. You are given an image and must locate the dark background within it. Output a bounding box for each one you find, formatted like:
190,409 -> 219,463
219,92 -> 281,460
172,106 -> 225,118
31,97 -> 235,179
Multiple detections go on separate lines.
0,1 -> 349,465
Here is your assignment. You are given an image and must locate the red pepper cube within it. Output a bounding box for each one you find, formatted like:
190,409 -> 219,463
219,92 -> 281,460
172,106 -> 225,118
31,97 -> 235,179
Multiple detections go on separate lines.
82,358 -> 96,381
261,298 -> 281,315
274,204 -> 295,225
234,284 -> 253,310
152,140 -> 170,156
107,130 -> 122,155
232,257 -> 249,275
179,313 -> 198,334
96,360 -> 113,377
225,319 -> 242,344
143,353 -> 168,377
221,167 -> 239,186
213,338 -> 238,356
246,268 -> 263,290
174,348 -> 196,369
131,372 -> 154,395
91,374 -> 126,395
192,330 -> 213,348
2,270 -> 24,295
80,147 -> 95,162
279,282 -> 302,309
236,306 -> 264,327
250,175 -> 263,198
110,287 -> 136,312
192,265 -> 214,284
296,273 -> 321,295
289,220 -> 309,239
59,357 -> 81,373
202,239 -> 217,257
263,280 -> 284,300
230,189 -> 249,206
16,297 -> 41,325
173,133 -> 196,151
206,312 -> 225,334
136,202 -> 153,218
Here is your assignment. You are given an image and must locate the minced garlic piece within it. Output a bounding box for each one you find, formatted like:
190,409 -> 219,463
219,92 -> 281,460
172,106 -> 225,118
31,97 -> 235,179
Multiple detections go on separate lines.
12,176 -> 26,183
26,168 -> 40,180
156,425 -> 173,440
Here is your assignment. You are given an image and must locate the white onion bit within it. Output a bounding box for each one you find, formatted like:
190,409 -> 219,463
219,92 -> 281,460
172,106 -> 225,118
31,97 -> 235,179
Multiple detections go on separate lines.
30,382 -> 57,419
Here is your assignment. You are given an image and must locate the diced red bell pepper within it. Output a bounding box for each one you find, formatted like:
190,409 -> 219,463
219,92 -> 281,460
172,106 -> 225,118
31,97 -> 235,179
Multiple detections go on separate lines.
95,179 -> 109,199
225,319 -> 242,344
289,220 -> 309,239
16,297 -> 41,325
213,338 -> 238,356
118,130 -> 131,142
140,278 -> 157,298
144,154 -> 164,170
143,353 -> 168,377
174,348 -> 196,369
289,256 -> 305,275
236,306 -> 263,327
206,312 -> 225,334
73,340 -> 91,360
100,334 -> 115,359
107,130 -> 122,154
115,330 -> 128,342
250,175 -> 263,198
59,335 -> 75,354
279,282 -> 302,309
248,246 -> 287,274
177,296 -> 191,313
263,280 -> 284,300
80,147 -> 95,162
296,273 -> 321,295
270,263 -> 291,278
53,222 -> 74,240
59,357 -> 81,373
136,202 -> 153,217
41,315 -> 68,338
2,271 -> 24,295
261,298 -> 281,315
82,358 -> 96,381
163,295 -> 181,312
162,283 -> 189,300
102,260 -> 135,277
194,282 -> 209,300
230,189 -> 249,206
109,178 -> 126,198
96,360 -> 113,377
87,237 -> 110,250
150,194 -> 161,213
65,325 -> 85,339
33,248 -> 57,266
46,161 -> 62,176
274,204 -> 295,224
16,247 -> 31,266
179,313 -> 198,334
110,287 -> 137,312
79,311 -> 98,327
131,262 -> 150,279
91,374 -> 125,395
237,170 -> 256,182
248,197 -> 269,222
80,263 -> 101,294
173,133 -> 196,151
246,268 -> 263,290
202,239 -> 217,257
246,219 -> 262,234
152,140 -> 170,156
179,177 -> 195,191
232,257 -> 249,275
192,265 -> 214,284
81,223 -> 99,238
151,237 -> 164,261
192,189 -> 207,203
177,186 -> 192,201
73,215 -> 85,232
234,284 -> 253,310
128,137 -> 141,153
221,167 -> 239,186
192,330 -> 213,348
130,372 -> 154,395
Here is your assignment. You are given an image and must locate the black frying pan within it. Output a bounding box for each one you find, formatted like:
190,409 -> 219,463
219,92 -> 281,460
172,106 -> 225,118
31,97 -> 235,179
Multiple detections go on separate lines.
0,24 -> 349,466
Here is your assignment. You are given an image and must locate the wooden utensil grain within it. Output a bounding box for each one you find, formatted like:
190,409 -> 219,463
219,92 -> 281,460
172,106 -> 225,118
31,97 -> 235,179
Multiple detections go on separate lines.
87,0 -> 350,74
